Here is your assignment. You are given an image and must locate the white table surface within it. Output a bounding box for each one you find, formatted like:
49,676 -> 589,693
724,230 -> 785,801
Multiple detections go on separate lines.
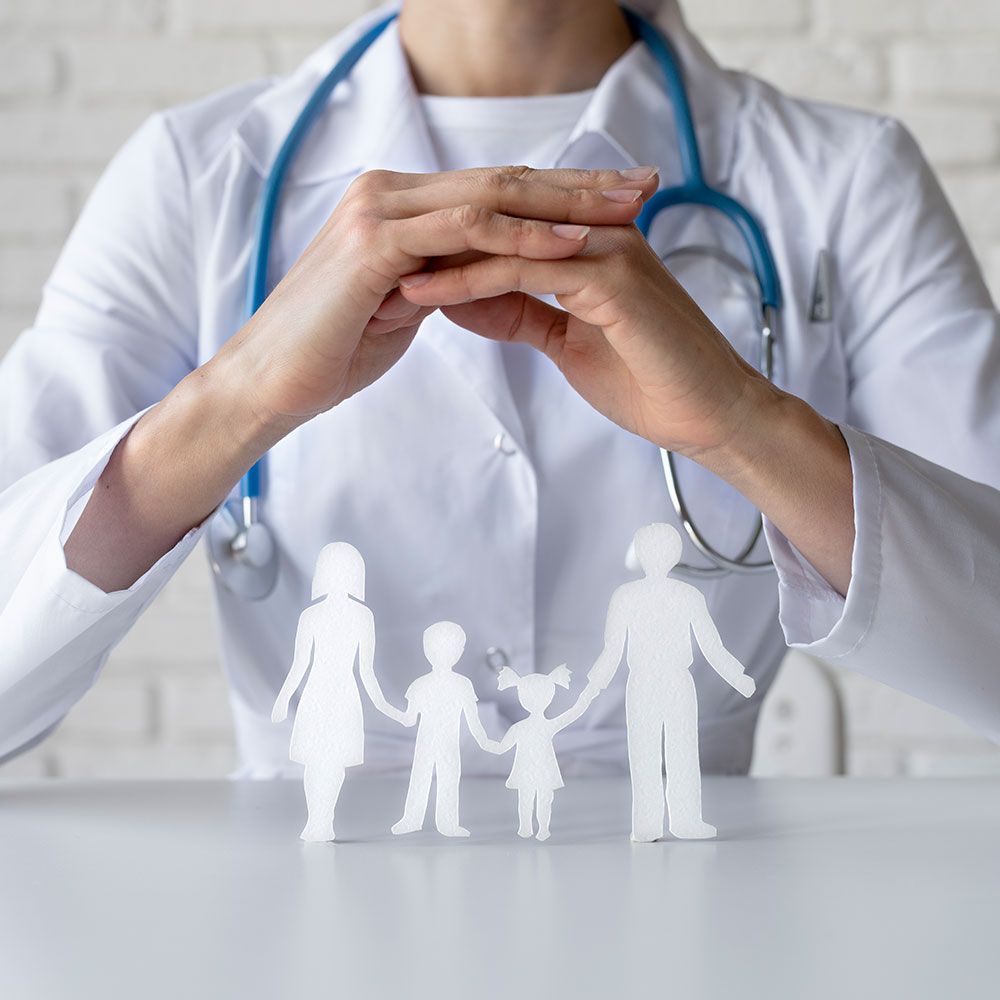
1,776 -> 998,1000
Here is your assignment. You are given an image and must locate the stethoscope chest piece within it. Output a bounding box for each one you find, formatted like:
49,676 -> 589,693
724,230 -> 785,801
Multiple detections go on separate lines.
209,502 -> 279,600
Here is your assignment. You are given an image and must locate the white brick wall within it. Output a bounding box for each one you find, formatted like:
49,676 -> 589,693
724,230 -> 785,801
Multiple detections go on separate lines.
1,0 -> 998,779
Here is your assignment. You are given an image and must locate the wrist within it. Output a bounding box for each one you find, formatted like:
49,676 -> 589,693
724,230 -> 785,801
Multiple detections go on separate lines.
690,379 -> 849,503
196,351 -> 305,458
126,353 -> 300,516
682,376 -> 855,596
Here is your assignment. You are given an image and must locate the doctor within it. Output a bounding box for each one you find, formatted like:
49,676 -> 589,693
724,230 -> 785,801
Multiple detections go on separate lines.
1,0 -> 999,778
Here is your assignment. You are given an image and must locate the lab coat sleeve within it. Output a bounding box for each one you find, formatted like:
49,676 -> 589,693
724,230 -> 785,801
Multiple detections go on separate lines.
764,118 -> 1000,741
0,112 -> 203,759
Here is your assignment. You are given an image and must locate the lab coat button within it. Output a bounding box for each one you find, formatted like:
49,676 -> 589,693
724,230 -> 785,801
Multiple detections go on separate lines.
493,432 -> 517,456
485,646 -> 510,673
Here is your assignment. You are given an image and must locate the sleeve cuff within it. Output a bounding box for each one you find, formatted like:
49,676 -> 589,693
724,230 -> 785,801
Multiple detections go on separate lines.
39,411 -> 214,614
764,424 -> 885,658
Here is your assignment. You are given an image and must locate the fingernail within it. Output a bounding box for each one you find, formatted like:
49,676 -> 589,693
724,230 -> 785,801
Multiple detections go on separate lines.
600,188 -> 642,203
551,223 -> 590,240
619,166 -> 657,181
399,273 -> 433,288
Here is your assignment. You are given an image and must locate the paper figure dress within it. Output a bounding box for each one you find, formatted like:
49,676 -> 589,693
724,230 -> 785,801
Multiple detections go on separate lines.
271,542 -> 398,842
486,664 -> 596,841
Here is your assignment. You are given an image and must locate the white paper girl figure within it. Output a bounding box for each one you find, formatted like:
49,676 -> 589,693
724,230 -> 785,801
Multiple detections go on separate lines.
484,665 -> 597,841
271,542 -> 402,842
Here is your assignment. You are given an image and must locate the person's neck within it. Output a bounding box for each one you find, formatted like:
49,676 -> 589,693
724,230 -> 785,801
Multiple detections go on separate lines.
398,0 -> 633,97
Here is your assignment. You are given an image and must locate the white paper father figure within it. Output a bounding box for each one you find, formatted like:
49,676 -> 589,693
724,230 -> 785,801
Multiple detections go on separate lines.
589,523 -> 756,842
391,621 -> 493,838
271,542 -> 402,842
485,665 -> 597,841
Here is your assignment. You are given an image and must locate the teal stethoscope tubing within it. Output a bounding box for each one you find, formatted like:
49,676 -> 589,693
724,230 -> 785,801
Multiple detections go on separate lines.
241,12 -> 398,500
227,6 -> 783,596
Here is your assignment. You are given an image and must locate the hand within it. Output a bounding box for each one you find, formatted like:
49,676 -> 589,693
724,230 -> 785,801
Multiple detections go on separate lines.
271,700 -> 289,724
378,702 -> 409,725
480,739 -> 503,754
586,668 -> 613,693
60,167 -> 657,595
396,218 -> 858,597
217,166 -> 659,430
396,219 -> 775,462
733,674 -> 756,699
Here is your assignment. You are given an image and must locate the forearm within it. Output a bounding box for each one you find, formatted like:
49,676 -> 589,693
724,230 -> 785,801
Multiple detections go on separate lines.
64,352 -> 300,592
692,380 -> 855,596
702,641 -> 747,687
465,711 -> 492,749
588,644 -> 621,689
361,671 -> 401,719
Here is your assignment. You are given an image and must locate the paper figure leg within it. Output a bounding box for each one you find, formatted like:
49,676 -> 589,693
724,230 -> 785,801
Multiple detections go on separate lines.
627,704 -> 666,843
392,749 -> 434,835
301,765 -> 345,843
434,751 -> 469,838
535,790 -> 554,842
517,789 -> 535,838
664,673 -> 716,840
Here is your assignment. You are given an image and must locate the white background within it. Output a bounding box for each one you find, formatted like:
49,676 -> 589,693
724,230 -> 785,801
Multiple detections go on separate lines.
1,0 -> 998,779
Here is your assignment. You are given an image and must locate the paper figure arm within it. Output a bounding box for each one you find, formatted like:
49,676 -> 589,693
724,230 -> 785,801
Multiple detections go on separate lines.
463,700 -> 500,752
691,592 -> 756,698
588,589 -> 628,692
552,685 -> 599,733
271,612 -> 314,723
357,608 -> 408,723
479,721 -> 515,755
494,725 -> 518,754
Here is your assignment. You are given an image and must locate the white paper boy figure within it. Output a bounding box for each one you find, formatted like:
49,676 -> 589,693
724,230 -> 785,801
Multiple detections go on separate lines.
589,523 -> 756,843
391,621 -> 493,837
485,665 -> 597,841
272,542 -> 401,842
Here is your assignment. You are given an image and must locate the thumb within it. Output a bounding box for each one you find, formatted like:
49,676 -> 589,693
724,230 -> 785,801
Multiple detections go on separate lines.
443,293 -> 569,358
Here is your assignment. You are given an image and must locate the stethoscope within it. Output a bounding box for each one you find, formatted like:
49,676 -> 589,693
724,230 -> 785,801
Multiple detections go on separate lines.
209,5 -> 783,600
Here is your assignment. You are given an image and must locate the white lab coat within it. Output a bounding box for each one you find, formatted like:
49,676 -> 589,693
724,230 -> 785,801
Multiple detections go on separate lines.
2,1 -> 999,776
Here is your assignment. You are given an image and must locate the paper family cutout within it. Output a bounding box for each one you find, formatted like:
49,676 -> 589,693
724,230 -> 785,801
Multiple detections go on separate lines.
391,622 -> 494,838
273,524 -> 755,843
590,522 -> 756,841
489,665 -> 596,840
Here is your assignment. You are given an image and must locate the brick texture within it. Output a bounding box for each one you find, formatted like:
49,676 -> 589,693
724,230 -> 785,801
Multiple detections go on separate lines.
1,0 -> 998,779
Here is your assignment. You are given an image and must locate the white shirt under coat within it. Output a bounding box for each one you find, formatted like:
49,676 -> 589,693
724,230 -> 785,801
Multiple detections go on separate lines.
2,1 -> 999,777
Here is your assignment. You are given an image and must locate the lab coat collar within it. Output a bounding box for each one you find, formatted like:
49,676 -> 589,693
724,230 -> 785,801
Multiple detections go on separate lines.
231,1 -> 741,452
236,6 -> 528,447
233,1 -> 741,189
559,4 -> 741,187
234,4 -> 436,185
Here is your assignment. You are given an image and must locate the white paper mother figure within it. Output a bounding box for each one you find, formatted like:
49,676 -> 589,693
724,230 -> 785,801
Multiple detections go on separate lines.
588,523 -> 756,842
272,542 -> 400,842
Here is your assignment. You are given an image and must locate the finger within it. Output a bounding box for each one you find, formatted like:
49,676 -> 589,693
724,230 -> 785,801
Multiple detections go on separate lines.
398,252 -> 588,305
373,288 -> 422,321
388,206 -> 593,262
364,304 -> 435,337
443,293 -> 621,375
442,292 -> 570,357
364,162 -> 657,194
380,165 -> 659,223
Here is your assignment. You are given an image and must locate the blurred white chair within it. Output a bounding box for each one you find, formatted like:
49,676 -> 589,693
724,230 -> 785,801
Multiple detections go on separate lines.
751,651 -> 845,777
